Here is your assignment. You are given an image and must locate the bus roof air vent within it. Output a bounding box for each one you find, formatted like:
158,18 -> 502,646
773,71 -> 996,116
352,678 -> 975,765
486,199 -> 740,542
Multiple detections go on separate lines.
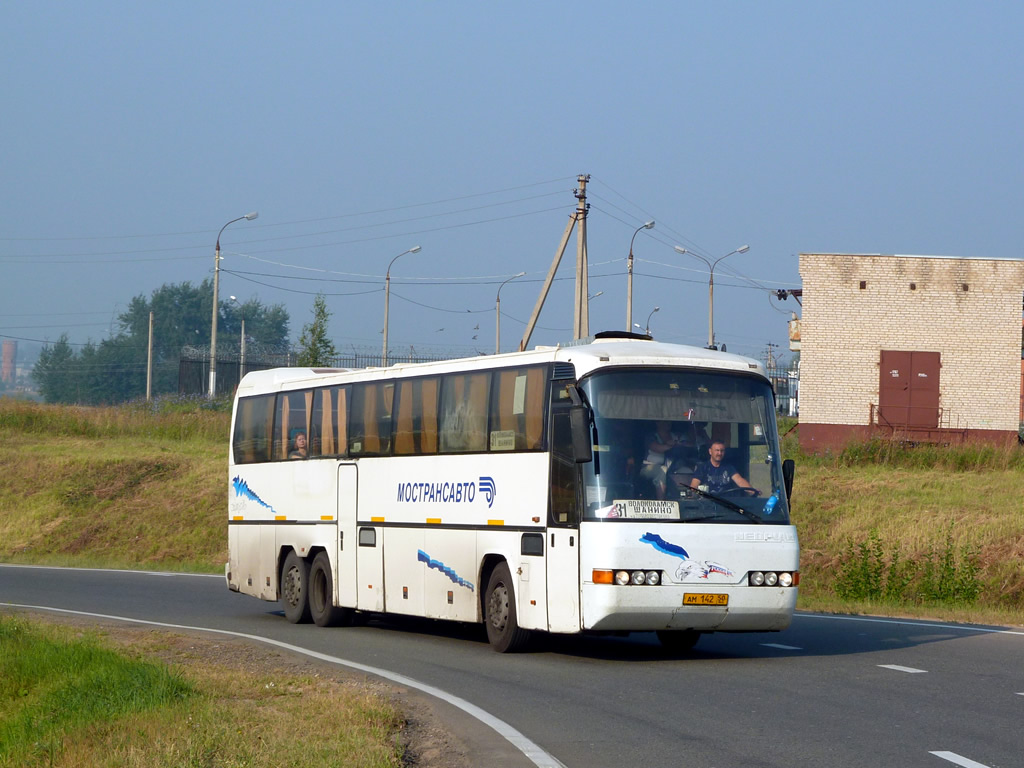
593,330 -> 651,341
551,362 -> 576,380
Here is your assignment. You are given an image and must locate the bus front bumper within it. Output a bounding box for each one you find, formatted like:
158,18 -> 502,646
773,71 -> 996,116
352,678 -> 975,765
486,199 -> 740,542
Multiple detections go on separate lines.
581,583 -> 797,632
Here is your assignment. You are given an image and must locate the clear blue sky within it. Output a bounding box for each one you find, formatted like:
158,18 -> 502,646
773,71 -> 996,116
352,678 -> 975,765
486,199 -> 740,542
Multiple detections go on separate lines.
3,2 -> 1022,365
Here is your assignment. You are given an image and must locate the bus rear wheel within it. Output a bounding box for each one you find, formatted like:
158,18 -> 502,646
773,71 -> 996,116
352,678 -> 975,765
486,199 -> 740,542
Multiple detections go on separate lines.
484,563 -> 531,653
309,551 -> 353,627
281,551 -> 311,624
656,629 -> 700,653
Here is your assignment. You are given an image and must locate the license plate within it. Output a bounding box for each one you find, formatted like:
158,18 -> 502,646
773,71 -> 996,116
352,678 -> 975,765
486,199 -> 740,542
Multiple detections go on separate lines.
683,593 -> 728,606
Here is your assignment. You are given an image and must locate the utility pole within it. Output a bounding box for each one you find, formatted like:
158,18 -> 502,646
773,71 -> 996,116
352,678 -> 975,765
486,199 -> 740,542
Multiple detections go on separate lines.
519,174 -> 590,351
572,174 -> 590,339
763,341 -> 779,378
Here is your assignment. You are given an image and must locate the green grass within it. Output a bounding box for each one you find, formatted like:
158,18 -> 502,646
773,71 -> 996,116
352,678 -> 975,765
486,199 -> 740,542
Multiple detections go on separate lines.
0,615 -> 409,768
0,616 -> 194,766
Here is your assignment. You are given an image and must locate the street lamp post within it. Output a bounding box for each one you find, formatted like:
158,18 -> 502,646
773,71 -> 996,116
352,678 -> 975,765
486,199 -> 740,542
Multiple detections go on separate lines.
674,244 -> 749,349
230,296 -> 246,381
209,212 -> 258,397
382,246 -> 421,367
633,306 -> 660,336
626,220 -> 655,331
495,271 -> 526,354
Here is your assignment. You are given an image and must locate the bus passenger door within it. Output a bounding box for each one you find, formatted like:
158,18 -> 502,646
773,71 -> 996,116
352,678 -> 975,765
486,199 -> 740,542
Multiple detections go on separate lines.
546,392 -> 582,632
337,463 -> 358,609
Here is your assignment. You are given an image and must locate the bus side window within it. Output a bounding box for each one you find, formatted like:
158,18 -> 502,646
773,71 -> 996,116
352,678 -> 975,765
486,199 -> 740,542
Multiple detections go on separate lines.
350,381 -> 394,456
489,366 -> 547,451
549,383 -> 580,526
394,377 -> 439,455
232,394 -> 274,464
311,386 -> 348,457
439,372 -> 490,453
273,390 -> 310,461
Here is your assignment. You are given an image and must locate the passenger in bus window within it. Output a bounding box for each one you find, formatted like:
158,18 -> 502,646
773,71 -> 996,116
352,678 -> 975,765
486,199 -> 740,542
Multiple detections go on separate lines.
639,420 -> 683,500
690,440 -> 756,495
289,430 -> 308,459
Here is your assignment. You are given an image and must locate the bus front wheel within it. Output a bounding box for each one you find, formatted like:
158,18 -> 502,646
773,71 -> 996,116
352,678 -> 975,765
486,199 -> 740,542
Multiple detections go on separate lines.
309,552 -> 353,627
281,551 -> 311,624
484,563 -> 531,653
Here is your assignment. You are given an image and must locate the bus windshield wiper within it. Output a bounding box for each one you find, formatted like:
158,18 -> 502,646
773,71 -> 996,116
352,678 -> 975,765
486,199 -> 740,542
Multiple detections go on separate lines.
687,486 -> 762,524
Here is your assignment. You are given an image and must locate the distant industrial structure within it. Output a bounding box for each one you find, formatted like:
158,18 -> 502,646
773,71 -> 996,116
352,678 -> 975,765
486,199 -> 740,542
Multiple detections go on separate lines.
1,340 -> 16,384
797,253 -> 1024,452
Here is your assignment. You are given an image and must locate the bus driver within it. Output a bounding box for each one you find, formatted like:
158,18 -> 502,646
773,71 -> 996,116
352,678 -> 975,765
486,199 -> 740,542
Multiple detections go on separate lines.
690,440 -> 756,495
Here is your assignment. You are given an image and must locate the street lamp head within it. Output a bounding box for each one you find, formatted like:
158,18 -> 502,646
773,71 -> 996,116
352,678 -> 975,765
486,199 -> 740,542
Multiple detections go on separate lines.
736,245 -> 750,254
673,246 -> 687,256
244,212 -> 259,221
643,220 -> 655,230
229,295 -> 237,302
409,245 -> 422,254
652,306 -> 660,314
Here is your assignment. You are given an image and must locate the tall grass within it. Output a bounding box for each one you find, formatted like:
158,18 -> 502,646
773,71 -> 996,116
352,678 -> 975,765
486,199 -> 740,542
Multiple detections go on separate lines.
0,396 -> 231,443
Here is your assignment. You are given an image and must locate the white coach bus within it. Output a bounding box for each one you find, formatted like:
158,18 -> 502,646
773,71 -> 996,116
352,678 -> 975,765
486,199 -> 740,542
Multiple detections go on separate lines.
226,332 -> 799,652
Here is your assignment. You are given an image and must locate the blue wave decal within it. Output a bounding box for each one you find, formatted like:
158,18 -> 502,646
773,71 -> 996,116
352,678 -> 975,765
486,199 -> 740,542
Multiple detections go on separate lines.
232,476 -> 277,515
640,532 -> 690,561
478,476 -> 496,508
417,550 -> 475,591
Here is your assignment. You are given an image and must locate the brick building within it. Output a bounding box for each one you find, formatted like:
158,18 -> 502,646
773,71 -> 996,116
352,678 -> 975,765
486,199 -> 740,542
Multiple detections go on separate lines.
798,253 -> 1024,452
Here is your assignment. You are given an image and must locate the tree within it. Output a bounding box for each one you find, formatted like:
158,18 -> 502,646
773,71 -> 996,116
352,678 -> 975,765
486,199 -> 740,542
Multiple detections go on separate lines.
295,294 -> 337,367
30,281 -> 291,404
32,335 -> 76,403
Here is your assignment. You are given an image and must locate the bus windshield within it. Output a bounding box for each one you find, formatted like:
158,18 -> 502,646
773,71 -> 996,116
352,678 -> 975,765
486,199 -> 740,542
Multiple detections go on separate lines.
579,368 -> 790,525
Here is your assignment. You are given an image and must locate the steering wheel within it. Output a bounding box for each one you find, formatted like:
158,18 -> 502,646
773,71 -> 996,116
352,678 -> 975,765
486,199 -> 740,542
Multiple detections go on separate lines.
719,486 -> 760,497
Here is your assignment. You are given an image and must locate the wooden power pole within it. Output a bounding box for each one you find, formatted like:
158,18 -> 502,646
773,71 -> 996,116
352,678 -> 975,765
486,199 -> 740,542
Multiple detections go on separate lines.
519,174 -> 590,351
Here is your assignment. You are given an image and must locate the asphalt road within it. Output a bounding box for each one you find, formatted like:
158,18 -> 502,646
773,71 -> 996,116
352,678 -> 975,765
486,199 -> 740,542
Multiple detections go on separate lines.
2,564 -> 1022,768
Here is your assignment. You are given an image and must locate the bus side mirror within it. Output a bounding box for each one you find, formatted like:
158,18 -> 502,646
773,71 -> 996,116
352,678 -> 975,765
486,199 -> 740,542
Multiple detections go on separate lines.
782,459 -> 794,501
569,405 -> 593,464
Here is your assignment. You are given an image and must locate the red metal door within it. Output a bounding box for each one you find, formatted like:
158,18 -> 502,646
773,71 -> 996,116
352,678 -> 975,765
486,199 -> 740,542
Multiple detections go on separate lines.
879,351 -> 911,426
909,352 -> 940,428
879,351 -> 940,429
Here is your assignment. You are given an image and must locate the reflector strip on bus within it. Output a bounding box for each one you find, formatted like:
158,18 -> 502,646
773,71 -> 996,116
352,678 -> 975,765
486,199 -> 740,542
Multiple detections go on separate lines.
371,516 -> 385,522
274,515 -> 286,521
232,516 -> 244,521
426,518 -> 442,524
487,520 -> 504,526
320,516 -> 334,521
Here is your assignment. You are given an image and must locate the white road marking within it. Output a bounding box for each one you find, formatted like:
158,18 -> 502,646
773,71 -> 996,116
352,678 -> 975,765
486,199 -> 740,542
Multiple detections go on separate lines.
878,664 -> 927,674
1,602 -> 566,768
796,612 -> 1024,637
929,750 -> 991,767
0,563 -> 221,578
760,643 -> 801,650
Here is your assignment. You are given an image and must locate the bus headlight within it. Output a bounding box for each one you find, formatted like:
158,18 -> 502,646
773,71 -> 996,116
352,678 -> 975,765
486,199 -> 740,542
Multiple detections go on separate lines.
605,569 -> 662,586
748,571 -> 798,587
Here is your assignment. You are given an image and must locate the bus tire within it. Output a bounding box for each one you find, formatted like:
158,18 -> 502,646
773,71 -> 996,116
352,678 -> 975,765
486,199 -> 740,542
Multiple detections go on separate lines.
281,551 -> 311,624
309,551 -> 353,628
484,562 -> 532,653
656,629 -> 700,653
